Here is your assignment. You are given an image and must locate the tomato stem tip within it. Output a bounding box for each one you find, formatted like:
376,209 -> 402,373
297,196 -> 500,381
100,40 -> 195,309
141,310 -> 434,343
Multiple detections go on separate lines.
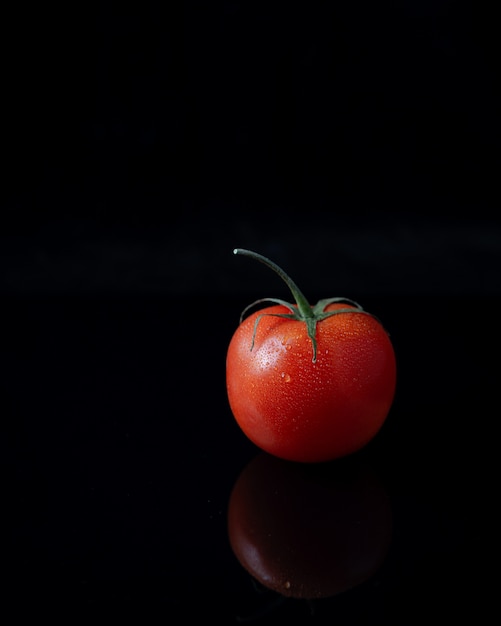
233,248 -> 313,318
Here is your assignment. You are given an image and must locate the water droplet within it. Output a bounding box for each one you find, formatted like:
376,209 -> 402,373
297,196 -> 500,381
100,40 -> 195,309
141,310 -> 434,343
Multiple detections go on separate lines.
281,372 -> 291,383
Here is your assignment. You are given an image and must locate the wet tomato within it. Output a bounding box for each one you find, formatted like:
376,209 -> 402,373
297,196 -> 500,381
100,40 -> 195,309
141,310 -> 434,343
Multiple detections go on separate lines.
226,249 -> 397,463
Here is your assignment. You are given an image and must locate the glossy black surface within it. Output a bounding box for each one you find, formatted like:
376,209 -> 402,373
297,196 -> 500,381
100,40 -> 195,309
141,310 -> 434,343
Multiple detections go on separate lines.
2,292 -> 497,622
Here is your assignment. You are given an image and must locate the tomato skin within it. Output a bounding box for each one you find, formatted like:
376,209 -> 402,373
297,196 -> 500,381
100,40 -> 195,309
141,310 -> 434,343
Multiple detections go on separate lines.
226,303 -> 396,463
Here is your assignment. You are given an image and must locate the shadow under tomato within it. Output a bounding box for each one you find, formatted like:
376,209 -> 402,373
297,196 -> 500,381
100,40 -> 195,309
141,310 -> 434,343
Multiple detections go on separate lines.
227,452 -> 393,600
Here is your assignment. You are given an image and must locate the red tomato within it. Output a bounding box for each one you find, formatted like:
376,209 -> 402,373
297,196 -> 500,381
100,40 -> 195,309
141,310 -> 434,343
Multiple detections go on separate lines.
226,249 -> 397,463
228,452 -> 393,599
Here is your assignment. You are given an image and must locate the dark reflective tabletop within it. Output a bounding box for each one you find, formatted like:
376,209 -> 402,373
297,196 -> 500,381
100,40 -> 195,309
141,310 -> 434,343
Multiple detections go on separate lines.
2,292 -> 496,622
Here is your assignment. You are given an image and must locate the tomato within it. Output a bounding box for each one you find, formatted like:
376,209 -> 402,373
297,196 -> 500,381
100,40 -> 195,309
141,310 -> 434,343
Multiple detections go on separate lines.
226,249 -> 397,463
228,452 -> 393,599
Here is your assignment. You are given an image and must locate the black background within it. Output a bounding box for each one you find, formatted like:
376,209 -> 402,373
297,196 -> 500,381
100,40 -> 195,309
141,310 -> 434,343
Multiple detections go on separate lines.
2,1 -> 499,622
2,0 -> 500,297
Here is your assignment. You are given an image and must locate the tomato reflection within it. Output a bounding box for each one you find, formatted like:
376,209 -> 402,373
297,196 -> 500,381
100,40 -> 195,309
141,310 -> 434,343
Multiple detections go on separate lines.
227,452 -> 392,600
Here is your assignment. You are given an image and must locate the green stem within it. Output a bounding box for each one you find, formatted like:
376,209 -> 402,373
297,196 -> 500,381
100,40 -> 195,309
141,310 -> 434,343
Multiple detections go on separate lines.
233,248 -> 313,319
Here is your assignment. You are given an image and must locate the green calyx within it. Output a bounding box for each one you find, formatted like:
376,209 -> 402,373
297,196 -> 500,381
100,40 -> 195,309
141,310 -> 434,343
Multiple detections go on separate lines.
233,248 -> 368,363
